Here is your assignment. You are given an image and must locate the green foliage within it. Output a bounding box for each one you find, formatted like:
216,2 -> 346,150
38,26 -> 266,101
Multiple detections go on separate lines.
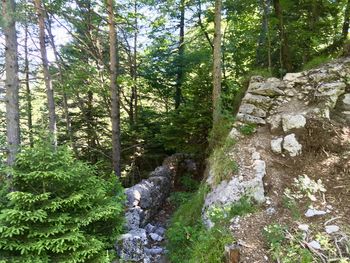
209,134 -> 238,185
263,224 -> 313,263
188,226 -> 234,263
166,185 -> 234,263
168,192 -> 194,208
302,55 -> 334,70
238,123 -> 256,136
207,197 -> 256,225
0,142 -> 124,262
179,173 -> 199,192
282,195 -> 301,220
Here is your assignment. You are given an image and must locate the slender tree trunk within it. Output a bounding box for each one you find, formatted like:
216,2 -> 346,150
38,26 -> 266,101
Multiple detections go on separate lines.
342,0 -> 350,41
133,0 -> 138,125
46,13 -> 75,149
107,0 -> 121,177
212,0 -> 222,126
2,0 -> 20,166
24,20 -> 33,148
256,0 -> 272,73
175,0 -> 185,109
34,0 -> 57,146
273,0 -> 292,73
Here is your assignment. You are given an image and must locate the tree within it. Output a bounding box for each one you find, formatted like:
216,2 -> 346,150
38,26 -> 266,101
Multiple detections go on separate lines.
273,0 -> 293,73
212,0 -> 222,126
2,0 -> 20,167
107,0 -> 121,177
175,0 -> 185,109
34,0 -> 57,146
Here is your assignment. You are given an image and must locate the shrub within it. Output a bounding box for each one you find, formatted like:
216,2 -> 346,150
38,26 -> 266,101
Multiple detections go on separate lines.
0,141 -> 125,263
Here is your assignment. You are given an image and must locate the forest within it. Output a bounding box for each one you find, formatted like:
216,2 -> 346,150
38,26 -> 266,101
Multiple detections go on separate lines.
0,0 -> 349,262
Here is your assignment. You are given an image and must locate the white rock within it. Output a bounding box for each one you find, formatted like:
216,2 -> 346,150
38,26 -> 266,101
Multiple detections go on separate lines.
308,240 -> 321,250
252,151 -> 261,160
283,134 -> 302,157
149,233 -> 163,242
228,127 -> 243,140
298,224 -> 309,232
343,94 -> 350,106
271,137 -> 283,154
325,225 -> 339,234
305,208 -> 327,217
267,114 -> 282,132
282,114 -> 306,132
283,72 -> 303,82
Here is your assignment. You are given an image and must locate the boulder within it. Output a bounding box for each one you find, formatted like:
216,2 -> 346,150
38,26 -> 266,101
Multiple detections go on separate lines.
282,114 -> 306,132
239,103 -> 267,118
117,228 -> 148,261
283,134 -> 302,157
283,72 -> 303,82
271,138 -> 283,154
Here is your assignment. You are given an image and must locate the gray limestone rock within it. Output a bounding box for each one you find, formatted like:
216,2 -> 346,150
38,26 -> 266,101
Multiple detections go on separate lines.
242,93 -> 272,110
267,114 -> 282,132
283,134 -> 302,157
239,103 -> 267,118
271,138 -> 283,154
203,150 -> 266,228
117,228 -> 148,261
144,247 -> 164,255
149,233 -> 163,242
237,113 -> 266,125
283,72 -> 303,82
125,207 -> 144,230
282,114 -> 306,132
248,80 -> 285,97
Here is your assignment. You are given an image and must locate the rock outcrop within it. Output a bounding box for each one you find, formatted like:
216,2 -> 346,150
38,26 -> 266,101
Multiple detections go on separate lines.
203,57 -> 350,229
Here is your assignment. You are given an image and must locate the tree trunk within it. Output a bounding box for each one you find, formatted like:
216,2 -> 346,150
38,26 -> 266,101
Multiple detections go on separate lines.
24,19 -> 33,148
2,0 -> 20,166
133,0 -> 138,125
107,0 -> 121,177
175,0 -> 185,109
212,0 -> 222,126
273,0 -> 293,73
342,0 -> 350,41
34,0 -> 57,146
46,12 -> 75,150
256,0 -> 272,73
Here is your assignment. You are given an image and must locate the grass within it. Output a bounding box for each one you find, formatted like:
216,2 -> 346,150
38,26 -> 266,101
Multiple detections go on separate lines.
207,196 -> 256,226
302,55 -> 334,71
209,135 -> 238,185
166,185 -> 234,263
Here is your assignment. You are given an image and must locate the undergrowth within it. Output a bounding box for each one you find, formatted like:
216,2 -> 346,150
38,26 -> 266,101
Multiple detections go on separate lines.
166,185 -> 234,263
209,135 -> 238,185
167,188 -> 257,263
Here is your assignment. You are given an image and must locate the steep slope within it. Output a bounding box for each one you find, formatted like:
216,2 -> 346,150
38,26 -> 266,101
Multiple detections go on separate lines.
204,57 -> 350,262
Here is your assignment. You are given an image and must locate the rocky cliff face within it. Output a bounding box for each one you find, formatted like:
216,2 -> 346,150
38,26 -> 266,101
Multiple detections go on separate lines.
204,57 -> 350,262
